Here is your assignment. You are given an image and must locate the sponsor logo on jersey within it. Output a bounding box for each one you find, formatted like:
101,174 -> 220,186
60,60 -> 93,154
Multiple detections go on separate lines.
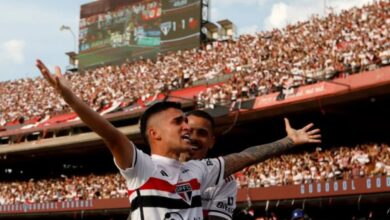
160,170 -> 169,177
181,168 -> 190,173
216,201 -> 235,213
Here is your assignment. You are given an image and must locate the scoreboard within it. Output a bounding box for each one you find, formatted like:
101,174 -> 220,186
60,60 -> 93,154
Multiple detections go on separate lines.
161,0 -> 201,52
78,0 -> 202,69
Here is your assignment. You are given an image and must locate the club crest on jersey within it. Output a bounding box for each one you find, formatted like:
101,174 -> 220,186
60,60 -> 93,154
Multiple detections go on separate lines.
176,183 -> 193,205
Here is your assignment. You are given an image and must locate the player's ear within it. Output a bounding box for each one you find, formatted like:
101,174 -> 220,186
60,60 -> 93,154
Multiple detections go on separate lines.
149,127 -> 161,141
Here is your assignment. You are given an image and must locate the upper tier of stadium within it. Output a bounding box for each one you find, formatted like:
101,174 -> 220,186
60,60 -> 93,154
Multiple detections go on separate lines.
0,0 -> 389,130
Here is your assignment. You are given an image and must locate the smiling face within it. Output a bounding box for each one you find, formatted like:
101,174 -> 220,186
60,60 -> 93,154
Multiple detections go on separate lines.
185,114 -> 215,160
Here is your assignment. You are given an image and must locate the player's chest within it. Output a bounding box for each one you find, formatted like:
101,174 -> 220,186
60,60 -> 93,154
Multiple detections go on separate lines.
152,165 -> 200,193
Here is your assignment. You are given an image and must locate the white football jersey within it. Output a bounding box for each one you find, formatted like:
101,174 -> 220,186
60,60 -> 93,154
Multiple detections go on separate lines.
202,175 -> 237,220
116,148 -> 225,220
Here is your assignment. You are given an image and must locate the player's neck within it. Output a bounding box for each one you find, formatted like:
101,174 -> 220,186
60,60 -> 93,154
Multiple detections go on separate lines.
150,148 -> 181,161
179,152 -> 191,163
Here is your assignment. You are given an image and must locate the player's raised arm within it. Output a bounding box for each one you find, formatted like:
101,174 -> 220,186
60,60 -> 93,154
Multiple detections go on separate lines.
222,118 -> 321,178
36,59 -> 134,169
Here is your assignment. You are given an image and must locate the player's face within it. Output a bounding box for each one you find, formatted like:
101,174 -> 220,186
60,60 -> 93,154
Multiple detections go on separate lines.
187,115 -> 215,160
158,108 -> 195,153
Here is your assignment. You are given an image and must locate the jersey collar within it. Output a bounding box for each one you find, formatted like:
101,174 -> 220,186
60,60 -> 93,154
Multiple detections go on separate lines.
151,154 -> 181,168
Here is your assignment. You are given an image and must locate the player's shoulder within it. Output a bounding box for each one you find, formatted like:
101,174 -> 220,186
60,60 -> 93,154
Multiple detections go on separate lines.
208,175 -> 237,194
223,175 -> 236,184
219,175 -> 238,193
184,157 -> 222,167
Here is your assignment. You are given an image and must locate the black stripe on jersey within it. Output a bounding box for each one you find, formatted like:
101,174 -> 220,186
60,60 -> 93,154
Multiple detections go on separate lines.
136,189 -> 144,220
134,147 -> 138,166
130,195 -> 202,211
224,175 -> 234,183
215,158 -> 222,185
208,209 -> 232,219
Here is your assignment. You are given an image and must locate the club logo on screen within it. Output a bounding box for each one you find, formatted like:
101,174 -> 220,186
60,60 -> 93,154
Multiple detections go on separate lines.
161,22 -> 172,35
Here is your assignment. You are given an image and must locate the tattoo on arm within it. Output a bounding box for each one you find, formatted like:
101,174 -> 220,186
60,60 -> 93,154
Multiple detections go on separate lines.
223,137 -> 294,178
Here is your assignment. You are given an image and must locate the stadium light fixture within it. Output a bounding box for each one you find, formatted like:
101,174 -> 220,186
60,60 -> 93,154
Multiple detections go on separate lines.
60,25 -> 77,53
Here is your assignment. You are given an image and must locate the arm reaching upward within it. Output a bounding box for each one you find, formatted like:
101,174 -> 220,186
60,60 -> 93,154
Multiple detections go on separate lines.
36,59 -> 134,169
223,118 -> 321,178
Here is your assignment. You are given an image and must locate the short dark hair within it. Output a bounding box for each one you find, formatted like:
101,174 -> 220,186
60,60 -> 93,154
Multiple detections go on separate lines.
139,101 -> 182,144
186,110 -> 215,133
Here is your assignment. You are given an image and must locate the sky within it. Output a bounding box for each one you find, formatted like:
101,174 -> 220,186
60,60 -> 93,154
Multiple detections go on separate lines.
0,0 -> 373,82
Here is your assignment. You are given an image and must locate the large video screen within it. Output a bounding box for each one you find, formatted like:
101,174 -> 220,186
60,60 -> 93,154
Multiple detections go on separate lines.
78,0 -> 201,69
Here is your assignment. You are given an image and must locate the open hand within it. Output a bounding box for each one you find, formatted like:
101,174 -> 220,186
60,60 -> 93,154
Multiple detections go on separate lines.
284,118 -> 321,146
36,59 -> 71,96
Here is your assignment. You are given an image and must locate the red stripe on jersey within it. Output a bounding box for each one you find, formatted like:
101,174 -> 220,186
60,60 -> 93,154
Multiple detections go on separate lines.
203,210 -> 209,217
128,177 -> 201,197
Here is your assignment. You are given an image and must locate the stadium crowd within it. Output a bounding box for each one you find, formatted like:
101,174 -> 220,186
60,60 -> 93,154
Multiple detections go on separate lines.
235,143 -> 390,188
0,173 -> 127,205
0,0 -> 389,126
0,143 -> 389,205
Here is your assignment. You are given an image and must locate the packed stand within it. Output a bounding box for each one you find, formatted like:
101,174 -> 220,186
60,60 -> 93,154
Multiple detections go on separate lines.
0,173 -> 127,205
236,143 -> 390,188
196,0 -> 390,108
0,143 -> 389,205
0,1 -> 389,126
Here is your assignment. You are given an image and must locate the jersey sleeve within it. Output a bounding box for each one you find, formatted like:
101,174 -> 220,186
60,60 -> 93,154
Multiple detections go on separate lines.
114,147 -> 155,189
206,177 -> 237,220
187,157 -> 225,190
